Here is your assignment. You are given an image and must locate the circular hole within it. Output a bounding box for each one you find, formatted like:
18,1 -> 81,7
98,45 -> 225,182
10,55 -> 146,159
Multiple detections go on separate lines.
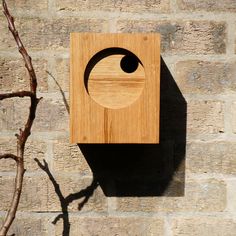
120,55 -> 139,73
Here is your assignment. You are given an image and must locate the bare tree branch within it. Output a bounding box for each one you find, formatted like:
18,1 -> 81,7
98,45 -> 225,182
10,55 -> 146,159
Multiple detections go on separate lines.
0,1 -> 41,235
2,0 -> 37,94
0,91 -> 34,100
0,154 -> 19,162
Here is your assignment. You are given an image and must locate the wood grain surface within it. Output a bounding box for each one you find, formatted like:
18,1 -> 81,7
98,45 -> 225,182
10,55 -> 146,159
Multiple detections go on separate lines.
88,54 -> 145,109
70,33 -> 160,143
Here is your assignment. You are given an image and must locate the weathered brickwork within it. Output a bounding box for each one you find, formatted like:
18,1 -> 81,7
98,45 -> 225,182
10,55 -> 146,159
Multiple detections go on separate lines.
187,100 -> 224,135
186,142 -> 236,175
172,217 -> 236,236
0,175 -> 107,212
0,57 -> 48,92
55,0 -> 170,13
117,20 -> 226,54
52,58 -> 69,92
117,179 -> 227,212
0,0 -> 235,235
0,137 -> 47,172
176,60 -> 236,94
0,216 -> 50,236
177,0 -> 236,12
0,97 -> 68,132
32,98 -> 69,131
231,102 -> 236,133
0,17 -> 108,51
52,138 -> 91,175
0,0 -> 48,12
55,217 -> 165,236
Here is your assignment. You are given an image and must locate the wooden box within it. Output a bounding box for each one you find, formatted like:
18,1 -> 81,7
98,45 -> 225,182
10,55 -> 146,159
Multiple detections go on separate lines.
70,33 -> 160,143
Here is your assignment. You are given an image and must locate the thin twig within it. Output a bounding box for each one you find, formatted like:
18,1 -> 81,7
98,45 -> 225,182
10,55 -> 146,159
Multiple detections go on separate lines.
46,71 -> 70,114
0,1 -> 41,235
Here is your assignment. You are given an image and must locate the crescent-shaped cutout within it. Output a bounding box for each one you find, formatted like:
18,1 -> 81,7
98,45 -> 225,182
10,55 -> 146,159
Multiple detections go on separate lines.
84,47 -> 145,109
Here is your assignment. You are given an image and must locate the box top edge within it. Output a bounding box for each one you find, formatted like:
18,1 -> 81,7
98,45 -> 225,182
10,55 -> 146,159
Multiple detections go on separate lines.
70,32 -> 161,36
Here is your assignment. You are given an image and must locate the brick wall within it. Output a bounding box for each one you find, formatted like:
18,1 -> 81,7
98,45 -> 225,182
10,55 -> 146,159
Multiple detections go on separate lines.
0,0 -> 236,235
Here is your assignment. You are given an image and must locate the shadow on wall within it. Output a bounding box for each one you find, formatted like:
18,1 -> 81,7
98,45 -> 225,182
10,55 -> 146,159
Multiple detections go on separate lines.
79,57 -> 187,197
39,57 -> 187,236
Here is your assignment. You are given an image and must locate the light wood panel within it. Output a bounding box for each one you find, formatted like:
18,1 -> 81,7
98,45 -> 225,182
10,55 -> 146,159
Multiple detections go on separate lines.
88,54 -> 145,109
70,33 -> 160,143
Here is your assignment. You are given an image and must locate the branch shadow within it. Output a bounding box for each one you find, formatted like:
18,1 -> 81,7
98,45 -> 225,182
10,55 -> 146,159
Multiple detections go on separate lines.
79,56 -> 187,197
34,158 -> 98,236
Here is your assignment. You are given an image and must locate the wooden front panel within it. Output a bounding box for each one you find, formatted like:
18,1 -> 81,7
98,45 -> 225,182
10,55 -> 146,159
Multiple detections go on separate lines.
70,33 -> 160,143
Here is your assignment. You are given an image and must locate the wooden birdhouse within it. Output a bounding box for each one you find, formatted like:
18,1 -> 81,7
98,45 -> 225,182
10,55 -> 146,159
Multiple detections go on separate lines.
70,33 -> 160,143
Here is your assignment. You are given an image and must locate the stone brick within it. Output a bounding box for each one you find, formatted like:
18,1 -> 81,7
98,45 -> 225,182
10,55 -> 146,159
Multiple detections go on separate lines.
0,175 -> 107,212
0,97 -> 68,132
0,216 -> 50,236
32,98 -> 69,131
0,17 -> 108,51
19,176 -> 49,211
176,60 -> 236,94
117,178 -> 226,212
0,16 -> 14,49
56,0 -> 170,13
177,0 -> 236,12
231,102 -> 236,133
0,137 -> 47,172
10,98 -> 32,132
172,217 -> 236,236
0,176 -> 15,211
0,99 -> 14,131
161,178 -> 185,196
226,179 -> 236,212
55,216 -> 164,236
0,175 -> 49,211
186,142 -> 236,175
0,175 -> 35,211
51,58 -> 69,92
187,100 -> 224,135
0,57 -> 48,92
47,175 -> 107,212
0,0 -> 48,13
117,20 -> 226,54
235,38 -> 236,54
0,97 -> 30,131
53,139 -> 91,175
